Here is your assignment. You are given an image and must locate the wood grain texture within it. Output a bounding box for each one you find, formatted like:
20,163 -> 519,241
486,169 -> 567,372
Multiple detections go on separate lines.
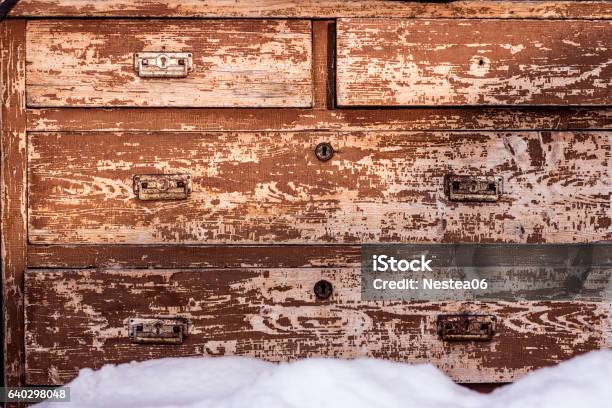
27,245 -> 362,269
26,107 -> 612,132
337,19 -> 612,106
24,268 -> 612,385
1,20 -> 27,388
28,131 -> 612,245
26,19 -> 312,107
312,20 -> 335,110
10,1 -> 612,19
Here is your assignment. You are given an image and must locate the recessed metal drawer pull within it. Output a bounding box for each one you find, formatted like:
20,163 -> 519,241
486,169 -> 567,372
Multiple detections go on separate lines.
133,174 -> 192,201
437,315 -> 496,342
445,175 -> 503,202
128,317 -> 188,345
134,52 -> 194,78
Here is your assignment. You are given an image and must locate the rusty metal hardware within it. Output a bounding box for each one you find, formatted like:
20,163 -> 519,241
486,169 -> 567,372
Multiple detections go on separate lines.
315,142 -> 334,161
445,175 -> 503,202
314,279 -> 333,300
437,315 -> 496,342
133,174 -> 192,201
128,316 -> 188,344
134,52 -> 194,78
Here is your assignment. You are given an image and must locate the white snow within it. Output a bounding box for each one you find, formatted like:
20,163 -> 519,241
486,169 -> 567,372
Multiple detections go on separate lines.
36,350 -> 612,408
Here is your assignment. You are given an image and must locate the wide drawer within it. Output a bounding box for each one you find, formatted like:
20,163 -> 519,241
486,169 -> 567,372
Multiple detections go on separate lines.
24,268 -> 611,385
336,19 -> 612,106
26,19 -> 313,107
27,131 -> 611,244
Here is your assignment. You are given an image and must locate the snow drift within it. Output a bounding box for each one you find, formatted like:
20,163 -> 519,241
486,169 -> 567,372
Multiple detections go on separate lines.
35,350 -> 612,408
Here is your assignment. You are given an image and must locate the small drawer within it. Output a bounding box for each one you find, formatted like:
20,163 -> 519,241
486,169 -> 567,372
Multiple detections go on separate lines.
24,268 -> 611,385
27,131 -> 611,245
26,19 -> 313,107
336,18 -> 612,106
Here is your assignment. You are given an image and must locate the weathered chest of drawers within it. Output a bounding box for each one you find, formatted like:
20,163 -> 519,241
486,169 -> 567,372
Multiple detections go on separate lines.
2,0 -> 611,391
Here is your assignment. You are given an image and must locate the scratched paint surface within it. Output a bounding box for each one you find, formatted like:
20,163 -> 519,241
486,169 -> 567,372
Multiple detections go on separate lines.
1,20 -> 28,389
28,131 -> 611,244
25,19 -> 313,107
337,19 -> 612,106
25,107 -> 612,132
9,3 -> 612,390
24,268 -> 611,385
10,0 -> 612,19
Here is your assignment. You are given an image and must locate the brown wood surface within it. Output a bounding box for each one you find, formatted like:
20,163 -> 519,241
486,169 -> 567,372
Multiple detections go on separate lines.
24,268 -> 612,385
337,19 -> 612,106
1,19 -> 27,388
28,131 -> 611,245
26,107 -> 612,132
9,1 -> 612,19
26,19 -> 313,107
27,245 -> 362,269
312,20 -> 334,110
7,0 -> 612,391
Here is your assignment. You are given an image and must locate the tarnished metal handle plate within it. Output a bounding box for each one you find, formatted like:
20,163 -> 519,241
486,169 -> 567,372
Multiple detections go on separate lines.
134,52 -> 193,78
445,175 -> 503,202
128,317 -> 188,345
437,315 -> 496,342
133,174 -> 192,201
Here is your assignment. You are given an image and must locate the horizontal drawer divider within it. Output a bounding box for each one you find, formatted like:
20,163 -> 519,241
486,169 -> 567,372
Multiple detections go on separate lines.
26,108 -> 612,132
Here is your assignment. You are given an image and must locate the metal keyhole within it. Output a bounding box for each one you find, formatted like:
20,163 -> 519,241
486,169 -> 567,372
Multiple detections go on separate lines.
315,142 -> 334,161
313,280 -> 333,300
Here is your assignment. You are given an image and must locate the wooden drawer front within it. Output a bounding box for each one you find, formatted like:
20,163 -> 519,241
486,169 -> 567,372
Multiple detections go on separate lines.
24,268 -> 611,385
28,131 -> 611,244
26,20 -> 312,107
336,19 -> 612,106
